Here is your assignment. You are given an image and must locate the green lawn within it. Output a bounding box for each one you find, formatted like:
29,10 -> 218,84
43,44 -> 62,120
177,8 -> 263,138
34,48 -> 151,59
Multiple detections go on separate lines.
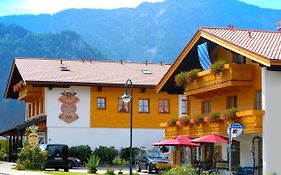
44,172 -> 139,175
45,172 -> 90,175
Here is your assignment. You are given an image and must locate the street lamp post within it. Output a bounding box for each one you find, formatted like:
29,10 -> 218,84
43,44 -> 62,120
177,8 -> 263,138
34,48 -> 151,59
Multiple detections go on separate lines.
121,79 -> 133,175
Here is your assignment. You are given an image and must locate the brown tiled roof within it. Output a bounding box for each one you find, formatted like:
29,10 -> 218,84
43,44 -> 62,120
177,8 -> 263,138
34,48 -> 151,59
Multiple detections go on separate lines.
201,27 -> 281,61
156,27 -> 281,93
14,58 -> 170,87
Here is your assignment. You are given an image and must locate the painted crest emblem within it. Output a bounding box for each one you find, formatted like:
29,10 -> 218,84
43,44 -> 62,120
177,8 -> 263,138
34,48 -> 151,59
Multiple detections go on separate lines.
28,133 -> 39,147
58,91 -> 80,124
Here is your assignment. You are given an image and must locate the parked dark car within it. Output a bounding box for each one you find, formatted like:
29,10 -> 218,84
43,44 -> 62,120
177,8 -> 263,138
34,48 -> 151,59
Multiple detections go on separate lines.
39,144 -> 70,172
135,149 -> 170,174
69,157 -> 82,169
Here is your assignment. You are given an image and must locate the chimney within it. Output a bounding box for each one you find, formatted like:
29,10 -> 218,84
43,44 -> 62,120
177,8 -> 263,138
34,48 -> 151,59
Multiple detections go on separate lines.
145,61 -> 148,65
160,61 -> 163,66
228,24 -> 234,31
120,60 -> 123,64
277,20 -> 281,32
60,60 -> 63,64
248,31 -> 252,39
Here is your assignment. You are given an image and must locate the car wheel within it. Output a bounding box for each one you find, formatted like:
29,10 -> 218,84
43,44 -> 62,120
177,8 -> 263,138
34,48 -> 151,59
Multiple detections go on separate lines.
69,161 -> 74,169
55,168 -> 59,171
64,168 -> 69,172
147,165 -> 152,174
136,163 -> 141,172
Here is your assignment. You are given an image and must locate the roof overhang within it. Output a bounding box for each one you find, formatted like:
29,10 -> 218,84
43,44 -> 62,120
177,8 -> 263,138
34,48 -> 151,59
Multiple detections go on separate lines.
0,114 -> 46,136
4,60 -> 23,99
5,59 -> 157,99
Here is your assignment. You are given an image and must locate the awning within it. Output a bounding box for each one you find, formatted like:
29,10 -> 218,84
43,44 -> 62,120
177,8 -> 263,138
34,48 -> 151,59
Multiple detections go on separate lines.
154,135 -> 200,147
191,134 -> 229,143
0,114 -> 46,136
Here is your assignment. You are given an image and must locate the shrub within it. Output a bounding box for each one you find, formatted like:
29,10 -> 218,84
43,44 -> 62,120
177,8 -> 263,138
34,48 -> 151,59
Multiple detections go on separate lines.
156,162 -> 172,171
113,156 -> 128,174
86,154 -> 101,174
220,107 -> 238,122
164,164 -> 197,175
0,150 -> 7,161
210,60 -> 225,75
119,147 -> 140,163
167,117 -> 178,127
106,166 -> 115,175
205,111 -> 221,123
93,146 -> 118,164
16,146 -> 47,170
70,145 -> 92,164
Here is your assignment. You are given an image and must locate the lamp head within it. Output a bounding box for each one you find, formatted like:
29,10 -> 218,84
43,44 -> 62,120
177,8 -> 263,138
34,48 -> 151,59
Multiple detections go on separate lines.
121,92 -> 132,103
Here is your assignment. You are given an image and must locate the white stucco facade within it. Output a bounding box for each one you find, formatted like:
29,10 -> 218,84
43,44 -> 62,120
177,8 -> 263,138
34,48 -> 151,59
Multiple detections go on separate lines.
44,86 -> 165,149
47,127 -> 164,149
262,68 -> 281,174
45,86 -> 91,128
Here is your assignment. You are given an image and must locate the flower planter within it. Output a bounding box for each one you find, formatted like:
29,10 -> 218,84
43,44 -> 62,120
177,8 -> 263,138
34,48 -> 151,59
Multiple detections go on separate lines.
178,125 -> 190,135
165,126 -> 178,138
210,123 -> 220,133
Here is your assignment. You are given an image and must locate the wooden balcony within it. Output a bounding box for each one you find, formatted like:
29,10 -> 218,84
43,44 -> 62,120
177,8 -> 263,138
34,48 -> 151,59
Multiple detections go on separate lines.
18,85 -> 43,102
162,110 -> 264,139
184,64 -> 257,98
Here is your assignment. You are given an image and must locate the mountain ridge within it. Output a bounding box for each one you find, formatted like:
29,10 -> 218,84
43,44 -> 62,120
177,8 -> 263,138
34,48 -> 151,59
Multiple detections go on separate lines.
0,24 -> 106,132
0,0 -> 280,63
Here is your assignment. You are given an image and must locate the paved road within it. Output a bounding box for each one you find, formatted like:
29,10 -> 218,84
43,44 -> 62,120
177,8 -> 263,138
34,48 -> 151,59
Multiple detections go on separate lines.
0,162 -> 154,175
0,162 -> 45,175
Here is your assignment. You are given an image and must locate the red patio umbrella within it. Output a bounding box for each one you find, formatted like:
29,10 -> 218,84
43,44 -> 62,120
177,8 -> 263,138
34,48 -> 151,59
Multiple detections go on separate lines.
153,135 -> 200,147
191,134 -> 229,143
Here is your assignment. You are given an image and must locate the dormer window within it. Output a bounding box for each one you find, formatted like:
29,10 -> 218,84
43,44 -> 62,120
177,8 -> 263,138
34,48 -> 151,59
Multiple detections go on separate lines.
60,60 -> 70,71
141,70 -> 151,74
60,65 -> 70,71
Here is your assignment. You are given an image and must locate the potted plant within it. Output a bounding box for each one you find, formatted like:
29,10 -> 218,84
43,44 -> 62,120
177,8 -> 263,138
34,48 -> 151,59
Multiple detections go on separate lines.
210,60 -> 225,75
205,111 -> 221,123
112,156 -> 128,174
220,107 -> 238,122
85,154 -> 101,174
185,69 -> 201,83
175,72 -> 187,87
190,114 -> 204,126
178,116 -> 190,127
175,69 -> 201,88
13,80 -> 25,92
167,117 -> 178,127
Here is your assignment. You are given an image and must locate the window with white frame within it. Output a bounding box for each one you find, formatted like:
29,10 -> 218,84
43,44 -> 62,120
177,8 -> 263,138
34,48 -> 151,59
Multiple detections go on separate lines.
139,99 -> 149,113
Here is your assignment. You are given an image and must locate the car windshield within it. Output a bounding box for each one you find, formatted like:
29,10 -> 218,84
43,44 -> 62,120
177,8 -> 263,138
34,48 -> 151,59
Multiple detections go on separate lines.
147,151 -> 165,159
46,145 -> 68,157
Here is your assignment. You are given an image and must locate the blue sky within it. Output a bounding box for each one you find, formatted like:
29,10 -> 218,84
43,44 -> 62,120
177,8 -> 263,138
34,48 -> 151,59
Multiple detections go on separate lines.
0,0 -> 280,16
239,0 -> 281,9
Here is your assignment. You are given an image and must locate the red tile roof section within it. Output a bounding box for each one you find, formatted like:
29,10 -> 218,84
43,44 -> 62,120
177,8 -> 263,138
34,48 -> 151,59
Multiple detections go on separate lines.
15,58 -> 170,86
201,27 -> 281,61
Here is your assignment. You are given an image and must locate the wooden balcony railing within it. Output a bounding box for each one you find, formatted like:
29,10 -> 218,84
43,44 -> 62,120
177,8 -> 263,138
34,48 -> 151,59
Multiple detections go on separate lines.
184,64 -> 257,97
162,110 -> 264,139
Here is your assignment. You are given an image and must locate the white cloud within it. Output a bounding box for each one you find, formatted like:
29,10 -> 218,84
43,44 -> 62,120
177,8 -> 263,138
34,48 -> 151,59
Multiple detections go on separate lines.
1,0 -> 164,16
